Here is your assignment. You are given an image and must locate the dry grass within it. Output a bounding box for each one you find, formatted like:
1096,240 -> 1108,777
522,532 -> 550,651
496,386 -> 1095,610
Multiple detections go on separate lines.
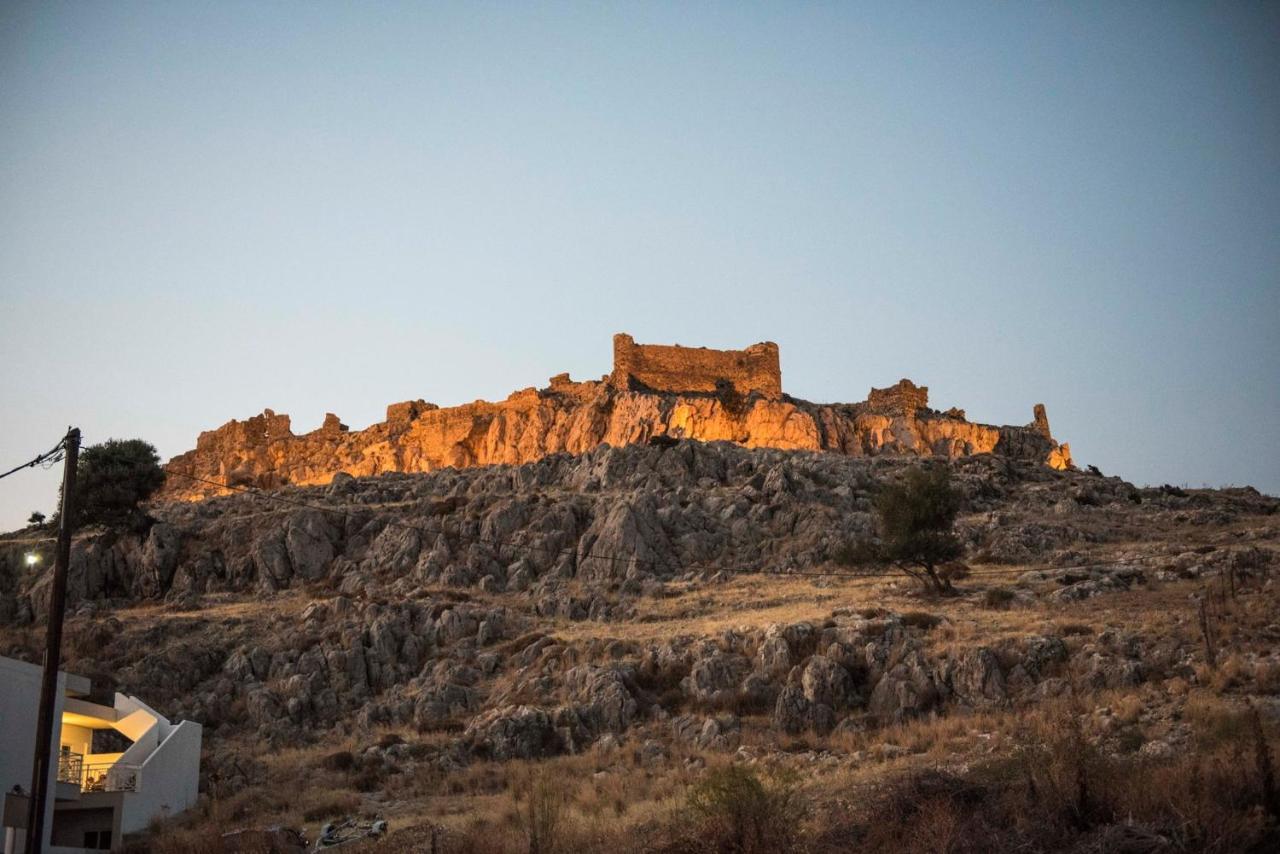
545,576 -> 886,643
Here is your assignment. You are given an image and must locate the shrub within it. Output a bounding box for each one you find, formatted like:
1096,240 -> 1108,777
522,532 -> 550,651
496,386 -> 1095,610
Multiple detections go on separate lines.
900,611 -> 943,630
831,538 -> 880,567
513,769 -> 568,854
1114,727 -> 1145,754
1010,705 -> 1115,830
350,765 -> 385,792
1254,660 -> 1280,695
982,588 -> 1017,609
1249,704 -> 1280,820
1187,696 -> 1250,748
320,750 -> 356,772
302,795 -> 358,822
686,765 -> 807,853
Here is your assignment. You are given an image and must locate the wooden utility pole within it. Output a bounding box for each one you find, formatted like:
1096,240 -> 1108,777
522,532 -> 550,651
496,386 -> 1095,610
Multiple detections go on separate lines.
25,427 -> 79,854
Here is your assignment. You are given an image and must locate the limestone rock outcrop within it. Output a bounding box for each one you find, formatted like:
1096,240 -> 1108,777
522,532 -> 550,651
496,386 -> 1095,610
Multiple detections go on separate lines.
159,335 -> 1073,501
1,442 -> 1276,760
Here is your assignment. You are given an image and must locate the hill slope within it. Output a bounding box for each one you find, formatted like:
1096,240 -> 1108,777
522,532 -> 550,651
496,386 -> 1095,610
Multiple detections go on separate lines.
2,442 -> 1277,852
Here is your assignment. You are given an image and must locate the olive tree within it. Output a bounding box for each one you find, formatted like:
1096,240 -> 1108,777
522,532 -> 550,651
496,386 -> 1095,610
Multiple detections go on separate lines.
68,439 -> 166,528
841,464 -> 965,594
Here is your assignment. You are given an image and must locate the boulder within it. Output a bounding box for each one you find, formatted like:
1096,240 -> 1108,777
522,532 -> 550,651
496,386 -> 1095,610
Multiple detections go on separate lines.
756,630 -> 793,676
947,647 -> 1006,708
771,655 -> 856,735
564,666 -> 639,734
463,705 -> 562,760
683,650 -> 752,705
285,511 -> 336,581
867,642 -> 942,723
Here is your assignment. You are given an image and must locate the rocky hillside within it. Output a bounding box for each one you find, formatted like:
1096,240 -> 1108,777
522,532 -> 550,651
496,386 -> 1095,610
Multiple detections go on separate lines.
2,442 -> 1277,852
159,376 -> 1073,502
9,441 -> 1122,624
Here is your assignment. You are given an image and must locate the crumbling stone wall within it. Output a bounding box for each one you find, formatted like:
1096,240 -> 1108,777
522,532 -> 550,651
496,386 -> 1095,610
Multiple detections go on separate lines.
159,337 -> 1076,501
194,409 -> 294,454
866,379 -> 929,414
1032,404 -> 1052,438
609,333 -> 782,399
386,399 -> 438,429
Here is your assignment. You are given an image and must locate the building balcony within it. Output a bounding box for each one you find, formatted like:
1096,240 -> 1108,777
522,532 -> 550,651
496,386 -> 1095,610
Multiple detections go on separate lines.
57,751 -> 83,786
80,762 -> 140,794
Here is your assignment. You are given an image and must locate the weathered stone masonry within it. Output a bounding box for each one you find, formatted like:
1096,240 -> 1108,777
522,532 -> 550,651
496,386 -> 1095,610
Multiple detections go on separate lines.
867,379 -> 930,415
609,333 -> 782,399
159,333 -> 1073,501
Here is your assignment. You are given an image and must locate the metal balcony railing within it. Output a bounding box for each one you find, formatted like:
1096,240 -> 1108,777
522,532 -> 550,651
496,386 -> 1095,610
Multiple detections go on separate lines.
56,751 -> 83,785
81,762 -> 140,793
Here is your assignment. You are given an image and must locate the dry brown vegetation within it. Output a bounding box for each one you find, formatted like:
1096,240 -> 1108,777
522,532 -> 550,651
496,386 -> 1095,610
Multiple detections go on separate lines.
134,690 -> 1280,853
89,567 -> 1279,854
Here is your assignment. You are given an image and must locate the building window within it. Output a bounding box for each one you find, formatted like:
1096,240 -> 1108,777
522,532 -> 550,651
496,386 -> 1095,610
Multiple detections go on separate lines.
83,829 -> 112,849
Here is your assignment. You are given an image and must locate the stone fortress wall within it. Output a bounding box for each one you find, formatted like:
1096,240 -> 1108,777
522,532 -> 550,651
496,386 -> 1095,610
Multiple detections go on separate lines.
609,333 -> 782,399
866,379 -> 930,414
159,333 -> 1073,501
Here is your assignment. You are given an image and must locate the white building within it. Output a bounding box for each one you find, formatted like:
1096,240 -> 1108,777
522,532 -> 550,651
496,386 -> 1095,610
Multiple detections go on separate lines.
1,656 -> 202,853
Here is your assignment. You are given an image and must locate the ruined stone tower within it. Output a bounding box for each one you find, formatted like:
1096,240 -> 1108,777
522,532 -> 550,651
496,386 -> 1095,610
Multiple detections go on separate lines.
608,333 -> 782,399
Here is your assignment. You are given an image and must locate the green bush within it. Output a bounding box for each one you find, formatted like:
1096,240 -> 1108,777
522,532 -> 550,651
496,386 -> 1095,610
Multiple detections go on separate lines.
686,765 -> 807,853
71,439 -> 165,528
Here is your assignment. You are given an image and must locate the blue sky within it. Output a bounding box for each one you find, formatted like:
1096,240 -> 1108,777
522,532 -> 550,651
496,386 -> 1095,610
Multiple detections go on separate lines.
2,2 -> 1277,527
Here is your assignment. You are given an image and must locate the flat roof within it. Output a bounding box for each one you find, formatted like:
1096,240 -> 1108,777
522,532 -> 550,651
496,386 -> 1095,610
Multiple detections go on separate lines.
0,653 -> 91,696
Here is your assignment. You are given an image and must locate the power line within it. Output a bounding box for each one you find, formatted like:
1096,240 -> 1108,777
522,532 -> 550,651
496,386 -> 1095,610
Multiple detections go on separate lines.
0,437 -> 67,482
158,467 -> 1078,586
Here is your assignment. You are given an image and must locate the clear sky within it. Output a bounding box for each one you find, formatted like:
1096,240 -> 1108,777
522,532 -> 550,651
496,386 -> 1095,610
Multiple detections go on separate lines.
2,2 -> 1277,528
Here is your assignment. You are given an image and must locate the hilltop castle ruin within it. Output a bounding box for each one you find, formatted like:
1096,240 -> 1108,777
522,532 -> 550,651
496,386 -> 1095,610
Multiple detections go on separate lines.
159,333 -> 1072,501
609,334 -> 782,399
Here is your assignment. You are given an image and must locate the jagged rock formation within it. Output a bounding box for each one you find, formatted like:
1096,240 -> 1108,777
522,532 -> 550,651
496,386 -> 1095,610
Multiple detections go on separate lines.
1,441 -> 1274,758
160,334 -> 1072,501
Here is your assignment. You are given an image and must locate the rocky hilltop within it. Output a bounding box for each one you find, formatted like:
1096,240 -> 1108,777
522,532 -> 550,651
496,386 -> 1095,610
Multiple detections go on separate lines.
161,333 -> 1072,501
0,440 -> 1276,852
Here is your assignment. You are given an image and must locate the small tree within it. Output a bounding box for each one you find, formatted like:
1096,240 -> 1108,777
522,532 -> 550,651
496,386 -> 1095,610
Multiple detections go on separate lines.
69,439 -> 166,529
855,465 -> 964,594
27,511 -> 46,526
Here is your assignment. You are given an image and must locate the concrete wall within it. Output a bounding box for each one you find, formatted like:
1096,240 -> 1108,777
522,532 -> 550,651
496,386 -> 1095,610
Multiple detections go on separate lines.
0,657 -> 67,854
57,726 -> 92,761
48,806 -> 112,850
118,720 -> 201,835
610,333 -> 782,399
